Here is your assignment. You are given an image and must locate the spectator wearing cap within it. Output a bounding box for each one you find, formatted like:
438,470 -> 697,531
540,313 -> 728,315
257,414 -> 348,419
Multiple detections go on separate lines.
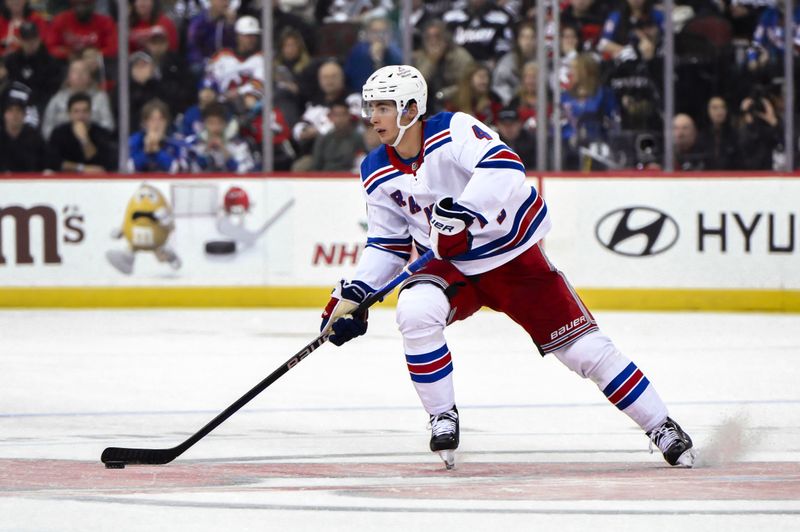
41,58 -> 114,140
128,51 -> 166,130
129,0 -> 178,52
343,16 -> 402,94
0,92 -> 46,172
185,101 -> 254,173
494,106 -> 537,169
413,19 -> 475,115
45,91 -> 116,173
0,0 -> 48,56
186,0 -> 235,77
238,2 -> 317,55
46,0 -> 118,60
4,22 -> 62,119
142,25 -> 192,115
128,98 -> 186,173
204,15 -> 264,104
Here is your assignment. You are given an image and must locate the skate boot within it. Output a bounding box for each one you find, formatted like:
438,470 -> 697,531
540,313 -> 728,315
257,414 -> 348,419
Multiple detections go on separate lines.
647,417 -> 696,467
429,406 -> 459,470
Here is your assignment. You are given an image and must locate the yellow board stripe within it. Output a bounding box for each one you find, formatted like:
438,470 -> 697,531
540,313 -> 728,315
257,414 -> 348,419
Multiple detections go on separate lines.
0,287 -> 798,312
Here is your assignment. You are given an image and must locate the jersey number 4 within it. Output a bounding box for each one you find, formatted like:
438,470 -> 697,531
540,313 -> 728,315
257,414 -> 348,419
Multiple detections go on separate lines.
472,125 -> 492,140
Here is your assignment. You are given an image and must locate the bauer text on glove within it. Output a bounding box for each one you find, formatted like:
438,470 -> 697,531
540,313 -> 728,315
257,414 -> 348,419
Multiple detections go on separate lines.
429,197 -> 474,259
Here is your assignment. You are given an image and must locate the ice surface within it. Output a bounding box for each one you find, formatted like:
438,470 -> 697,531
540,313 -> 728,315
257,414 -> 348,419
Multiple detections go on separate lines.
1,309 -> 799,531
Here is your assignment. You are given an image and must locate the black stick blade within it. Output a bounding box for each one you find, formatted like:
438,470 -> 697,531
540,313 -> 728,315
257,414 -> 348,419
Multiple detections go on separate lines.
101,446 -> 179,466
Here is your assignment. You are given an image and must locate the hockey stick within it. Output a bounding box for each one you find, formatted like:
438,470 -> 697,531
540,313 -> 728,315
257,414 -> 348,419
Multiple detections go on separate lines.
216,198 -> 295,245
101,250 -> 435,468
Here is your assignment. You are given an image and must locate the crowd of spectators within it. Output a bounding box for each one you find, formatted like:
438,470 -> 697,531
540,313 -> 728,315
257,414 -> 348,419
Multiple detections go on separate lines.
0,0 -> 798,173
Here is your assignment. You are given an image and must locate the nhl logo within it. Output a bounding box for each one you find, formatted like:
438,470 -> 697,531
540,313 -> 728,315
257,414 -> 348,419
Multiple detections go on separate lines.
411,162 -> 418,171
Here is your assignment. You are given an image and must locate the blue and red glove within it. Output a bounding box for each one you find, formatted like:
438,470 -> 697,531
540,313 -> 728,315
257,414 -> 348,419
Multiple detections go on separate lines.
429,197 -> 474,259
320,279 -> 373,346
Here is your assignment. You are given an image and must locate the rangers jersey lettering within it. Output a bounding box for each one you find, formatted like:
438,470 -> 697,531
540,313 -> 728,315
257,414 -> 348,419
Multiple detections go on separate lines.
354,111 -> 551,289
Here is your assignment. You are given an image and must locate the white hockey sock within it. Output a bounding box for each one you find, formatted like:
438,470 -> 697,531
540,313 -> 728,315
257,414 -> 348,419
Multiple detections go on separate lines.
552,331 -> 668,433
396,282 -> 454,415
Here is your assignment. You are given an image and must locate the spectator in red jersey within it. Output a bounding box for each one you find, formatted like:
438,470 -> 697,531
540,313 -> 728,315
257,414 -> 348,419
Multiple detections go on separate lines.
129,0 -> 178,52
508,60 -> 551,133
0,0 -> 48,56
561,0 -> 614,52
448,62 -> 503,127
46,0 -> 118,61
237,81 -> 296,171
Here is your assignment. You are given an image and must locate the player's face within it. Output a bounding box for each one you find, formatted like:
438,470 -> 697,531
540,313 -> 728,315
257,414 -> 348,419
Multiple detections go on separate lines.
365,100 -> 399,144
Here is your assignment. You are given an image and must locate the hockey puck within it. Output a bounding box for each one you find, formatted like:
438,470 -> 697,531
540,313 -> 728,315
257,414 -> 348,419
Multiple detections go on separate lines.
204,240 -> 236,254
105,462 -> 126,469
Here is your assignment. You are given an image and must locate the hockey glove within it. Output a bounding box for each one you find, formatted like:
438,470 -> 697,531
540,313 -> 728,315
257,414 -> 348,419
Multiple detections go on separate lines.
320,279 -> 373,346
429,197 -> 474,259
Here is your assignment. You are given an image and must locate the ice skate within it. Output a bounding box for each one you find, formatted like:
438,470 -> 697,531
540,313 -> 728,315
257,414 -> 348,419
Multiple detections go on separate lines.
648,417 -> 696,467
429,406 -> 459,470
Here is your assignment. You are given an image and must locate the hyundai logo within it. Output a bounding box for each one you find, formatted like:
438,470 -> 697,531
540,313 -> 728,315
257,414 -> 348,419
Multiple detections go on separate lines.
595,206 -> 679,257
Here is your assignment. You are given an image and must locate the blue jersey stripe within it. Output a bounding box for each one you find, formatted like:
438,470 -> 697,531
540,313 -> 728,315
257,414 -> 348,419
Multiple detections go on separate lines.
367,236 -> 413,245
478,144 -> 508,162
409,363 -> 453,383
366,243 -> 411,260
476,160 -> 526,172
406,345 -> 449,364
424,137 -> 452,156
365,171 -> 404,194
473,204 -> 547,259
616,376 -> 650,410
603,362 -> 637,396
456,189 -> 545,260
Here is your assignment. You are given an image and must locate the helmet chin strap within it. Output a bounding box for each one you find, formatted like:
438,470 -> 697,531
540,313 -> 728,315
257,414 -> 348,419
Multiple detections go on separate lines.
390,110 -> 420,148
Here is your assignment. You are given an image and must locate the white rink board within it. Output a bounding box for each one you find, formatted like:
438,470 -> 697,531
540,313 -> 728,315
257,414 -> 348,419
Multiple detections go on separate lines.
1,176 -> 799,292
542,177 -> 800,289
0,178 -> 366,287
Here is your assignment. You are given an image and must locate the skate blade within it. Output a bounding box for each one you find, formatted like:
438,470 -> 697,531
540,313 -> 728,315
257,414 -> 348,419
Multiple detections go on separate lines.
438,449 -> 455,470
676,448 -> 697,468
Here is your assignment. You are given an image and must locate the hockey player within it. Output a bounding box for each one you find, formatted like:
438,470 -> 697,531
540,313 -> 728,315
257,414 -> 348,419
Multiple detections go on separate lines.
320,64 -> 695,470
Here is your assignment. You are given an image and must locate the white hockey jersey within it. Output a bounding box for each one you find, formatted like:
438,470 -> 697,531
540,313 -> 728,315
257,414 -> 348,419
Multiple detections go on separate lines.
205,49 -> 264,95
354,111 -> 551,289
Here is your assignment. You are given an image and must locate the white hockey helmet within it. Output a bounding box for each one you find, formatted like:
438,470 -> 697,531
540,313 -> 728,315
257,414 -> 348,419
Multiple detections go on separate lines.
362,65 -> 427,147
